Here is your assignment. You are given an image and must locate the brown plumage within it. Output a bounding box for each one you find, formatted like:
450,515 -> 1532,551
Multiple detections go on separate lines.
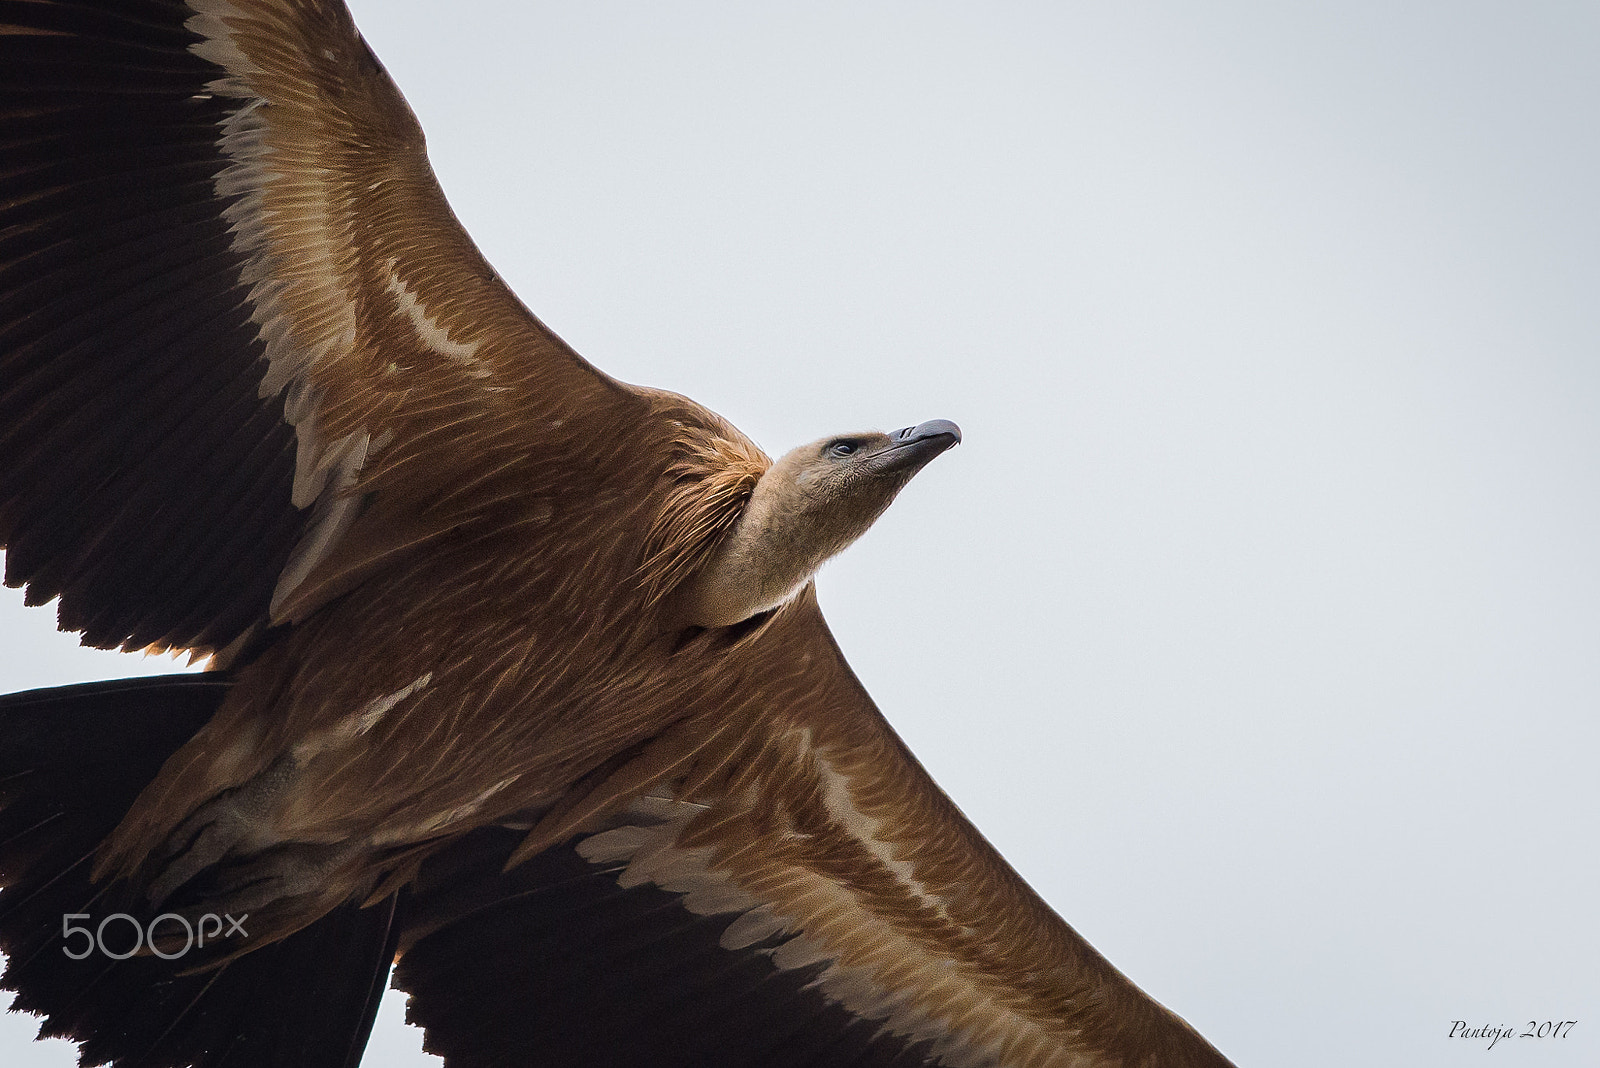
0,2 -> 1236,1067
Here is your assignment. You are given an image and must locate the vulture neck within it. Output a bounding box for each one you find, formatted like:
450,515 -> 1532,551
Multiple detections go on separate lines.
679,459 -> 860,629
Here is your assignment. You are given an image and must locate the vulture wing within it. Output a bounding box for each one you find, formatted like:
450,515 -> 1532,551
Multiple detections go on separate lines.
396,590 -> 1236,1068
0,0 -> 640,655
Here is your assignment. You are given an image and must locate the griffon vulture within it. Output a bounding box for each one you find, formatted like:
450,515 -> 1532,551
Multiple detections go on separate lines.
0,2 -> 1236,1066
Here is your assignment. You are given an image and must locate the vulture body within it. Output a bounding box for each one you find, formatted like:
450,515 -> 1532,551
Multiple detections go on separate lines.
0,2 -> 1237,1067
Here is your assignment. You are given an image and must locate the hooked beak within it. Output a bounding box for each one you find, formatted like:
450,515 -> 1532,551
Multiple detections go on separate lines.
871,419 -> 962,475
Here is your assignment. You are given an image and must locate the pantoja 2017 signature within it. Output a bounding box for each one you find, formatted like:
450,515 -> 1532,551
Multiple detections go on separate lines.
1448,1020 -> 1576,1050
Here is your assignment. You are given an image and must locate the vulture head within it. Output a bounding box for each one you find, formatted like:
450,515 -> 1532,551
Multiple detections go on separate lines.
678,419 -> 961,628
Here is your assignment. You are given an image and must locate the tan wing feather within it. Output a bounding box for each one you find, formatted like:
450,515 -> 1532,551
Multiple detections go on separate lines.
400,587 -> 1237,1068
185,0 -> 646,622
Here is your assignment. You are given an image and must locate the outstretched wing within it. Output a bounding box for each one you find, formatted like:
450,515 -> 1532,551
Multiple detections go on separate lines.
0,0 -> 641,654
396,592 -> 1236,1068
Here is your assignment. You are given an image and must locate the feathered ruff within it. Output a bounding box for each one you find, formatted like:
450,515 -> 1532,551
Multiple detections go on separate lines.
636,413 -> 770,607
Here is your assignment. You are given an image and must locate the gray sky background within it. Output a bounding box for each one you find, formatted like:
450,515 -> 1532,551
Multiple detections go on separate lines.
3,2 -> 1596,1066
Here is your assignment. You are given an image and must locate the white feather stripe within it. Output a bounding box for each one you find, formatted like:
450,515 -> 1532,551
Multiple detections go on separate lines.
575,790 -> 1096,1068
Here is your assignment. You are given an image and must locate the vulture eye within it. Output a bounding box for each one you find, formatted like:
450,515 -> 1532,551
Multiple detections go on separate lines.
828,440 -> 858,458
